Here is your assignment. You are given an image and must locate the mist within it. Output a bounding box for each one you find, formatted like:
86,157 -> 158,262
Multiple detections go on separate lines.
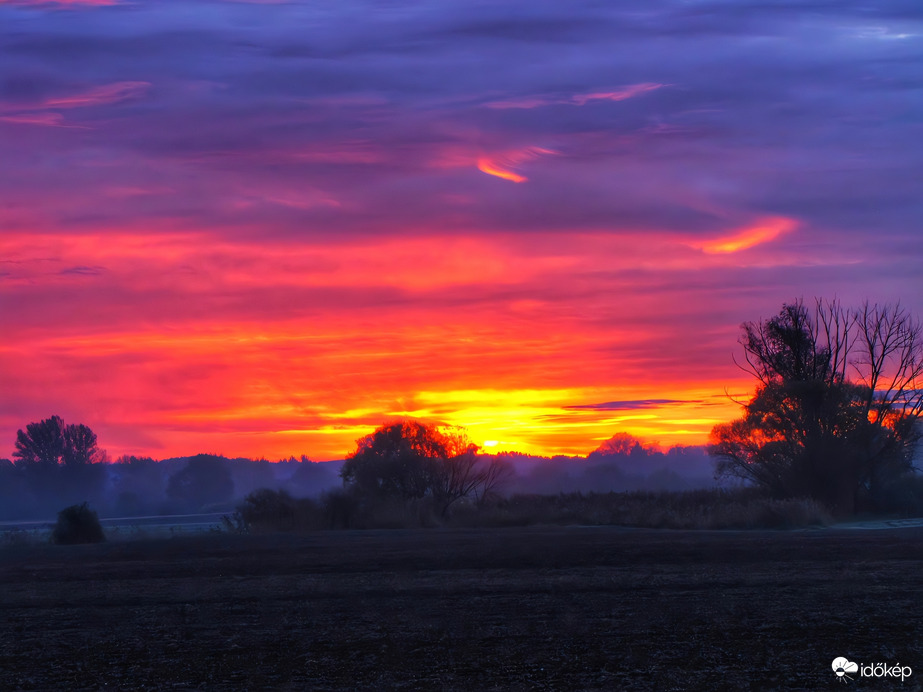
0,434 -> 716,522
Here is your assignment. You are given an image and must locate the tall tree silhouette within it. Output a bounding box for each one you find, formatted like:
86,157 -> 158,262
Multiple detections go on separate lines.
14,416 -> 102,468
14,416 -> 68,467
63,424 -> 99,467
12,415 -> 106,510
710,299 -> 923,515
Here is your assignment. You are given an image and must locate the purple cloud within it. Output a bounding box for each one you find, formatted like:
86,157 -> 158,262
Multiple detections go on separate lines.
565,400 -> 697,411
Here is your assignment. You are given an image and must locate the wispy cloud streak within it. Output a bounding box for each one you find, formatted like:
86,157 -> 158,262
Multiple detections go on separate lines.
692,218 -> 797,254
476,147 -> 556,183
41,82 -> 150,109
0,0 -> 118,6
487,83 -> 665,109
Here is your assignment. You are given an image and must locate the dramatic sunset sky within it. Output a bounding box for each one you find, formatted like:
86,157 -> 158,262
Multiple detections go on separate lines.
1,0 -> 921,461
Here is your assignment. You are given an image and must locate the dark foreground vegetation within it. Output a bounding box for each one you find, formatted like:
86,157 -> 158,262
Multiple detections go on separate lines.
1,527 -> 921,690
230,487 -> 836,533
51,502 -> 105,545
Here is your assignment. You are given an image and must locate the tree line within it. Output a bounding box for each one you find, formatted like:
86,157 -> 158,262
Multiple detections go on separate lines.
3,297 -> 922,526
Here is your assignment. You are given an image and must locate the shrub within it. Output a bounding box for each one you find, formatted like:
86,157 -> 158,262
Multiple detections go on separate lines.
445,489 -> 832,530
321,488 -> 361,529
232,487 -> 835,532
52,502 -> 105,545
861,473 -> 923,517
233,488 -> 323,532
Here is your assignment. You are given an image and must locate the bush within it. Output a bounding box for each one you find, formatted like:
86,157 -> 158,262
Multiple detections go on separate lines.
229,487 -> 835,533
52,502 -> 105,545
863,473 -> 923,517
320,489 -> 361,529
445,489 -> 833,530
232,488 -> 323,532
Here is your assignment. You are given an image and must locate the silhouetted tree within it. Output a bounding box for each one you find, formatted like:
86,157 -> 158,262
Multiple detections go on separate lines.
590,432 -> 652,459
341,421 -> 457,501
166,454 -> 235,510
470,455 -> 514,506
710,299 -> 923,515
14,415 -> 67,467
11,416 -> 107,510
62,424 -> 99,467
341,421 -> 511,515
13,416 -> 103,468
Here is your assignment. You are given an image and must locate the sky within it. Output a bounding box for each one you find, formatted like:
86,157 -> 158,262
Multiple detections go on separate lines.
1,0 -> 922,461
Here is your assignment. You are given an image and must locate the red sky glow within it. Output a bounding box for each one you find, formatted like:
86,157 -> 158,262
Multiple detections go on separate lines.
1,0 -> 921,461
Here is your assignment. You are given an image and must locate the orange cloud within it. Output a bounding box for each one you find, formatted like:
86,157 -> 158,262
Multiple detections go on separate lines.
477,159 -> 527,183
476,146 -> 556,183
692,217 -> 797,254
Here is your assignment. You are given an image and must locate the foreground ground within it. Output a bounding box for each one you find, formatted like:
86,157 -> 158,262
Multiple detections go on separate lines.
1,527 -> 921,690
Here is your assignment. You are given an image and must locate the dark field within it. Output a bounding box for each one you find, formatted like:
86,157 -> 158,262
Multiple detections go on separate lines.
2,527 -> 922,691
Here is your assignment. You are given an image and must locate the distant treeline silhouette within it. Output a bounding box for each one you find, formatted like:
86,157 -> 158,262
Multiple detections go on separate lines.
0,417 -> 715,522
5,298 -> 921,526
0,419 -> 342,520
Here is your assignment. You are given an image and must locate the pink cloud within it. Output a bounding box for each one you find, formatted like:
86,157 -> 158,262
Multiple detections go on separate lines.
0,113 -> 67,127
0,82 -> 150,116
0,0 -> 118,5
41,81 -> 151,109
571,83 -> 665,105
487,83 -> 665,109
0,82 -> 150,128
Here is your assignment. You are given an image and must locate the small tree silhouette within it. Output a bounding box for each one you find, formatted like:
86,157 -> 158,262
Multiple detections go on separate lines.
341,421 -> 512,516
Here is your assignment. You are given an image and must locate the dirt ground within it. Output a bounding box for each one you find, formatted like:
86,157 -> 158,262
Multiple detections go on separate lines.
1,526 -> 921,691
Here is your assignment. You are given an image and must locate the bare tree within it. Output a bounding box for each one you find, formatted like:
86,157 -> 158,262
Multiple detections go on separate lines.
852,302 -> 923,429
472,456 -> 514,506
711,299 -> 923,515
432,450 -> 514,515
